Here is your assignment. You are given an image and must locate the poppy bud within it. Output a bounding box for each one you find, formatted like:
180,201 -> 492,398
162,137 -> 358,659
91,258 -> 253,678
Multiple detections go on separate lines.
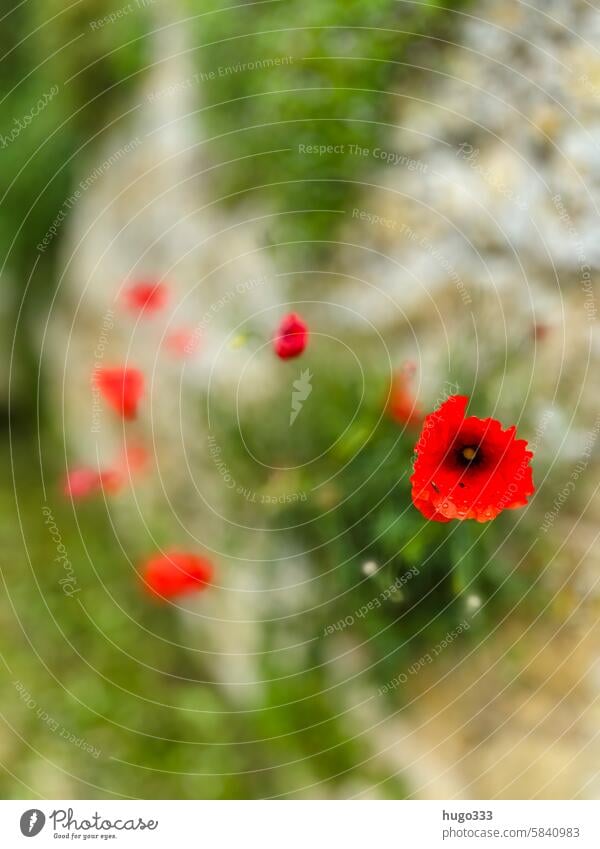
273,313 -> 308,359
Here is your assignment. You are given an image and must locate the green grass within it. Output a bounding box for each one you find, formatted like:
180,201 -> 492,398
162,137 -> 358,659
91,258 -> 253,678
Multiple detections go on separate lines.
0,431 -> 408,798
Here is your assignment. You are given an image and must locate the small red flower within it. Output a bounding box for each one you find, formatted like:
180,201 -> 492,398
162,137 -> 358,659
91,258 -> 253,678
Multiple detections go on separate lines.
273,313 -> 308,359
142,550 -> 214,600
63,467 -> 102,499
123,280 -> 168,314
410,395 -> 534,523
387,363 -> 423,428
94,367 -> 144,420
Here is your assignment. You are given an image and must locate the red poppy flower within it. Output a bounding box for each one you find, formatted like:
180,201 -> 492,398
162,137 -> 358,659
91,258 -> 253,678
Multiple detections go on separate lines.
273,313 -> 308,359
387,363 -> 423,428
94,367 -> 144,420
410,395 -> 534,523
123,280 -> 168,314
142,550 -> 214,600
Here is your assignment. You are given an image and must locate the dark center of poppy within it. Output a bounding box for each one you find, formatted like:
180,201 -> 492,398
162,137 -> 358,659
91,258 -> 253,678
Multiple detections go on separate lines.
457,444 -> 481,466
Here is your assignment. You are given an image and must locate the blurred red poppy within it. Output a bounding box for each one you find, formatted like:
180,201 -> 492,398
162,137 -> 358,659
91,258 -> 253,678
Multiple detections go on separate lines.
273,313 -> 308,359
123,280 -> 168,314
63,467 -> 102,499
142,550 -> 214,600
94,367 -> 144,420
387,364 -> 423,427
410,395 -> 535,523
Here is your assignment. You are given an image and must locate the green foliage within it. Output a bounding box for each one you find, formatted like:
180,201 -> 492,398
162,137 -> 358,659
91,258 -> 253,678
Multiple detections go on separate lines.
192,0 -> 472,259
0,1 -> 149,288
211,354 -> 547,695
0,431 -> 407,798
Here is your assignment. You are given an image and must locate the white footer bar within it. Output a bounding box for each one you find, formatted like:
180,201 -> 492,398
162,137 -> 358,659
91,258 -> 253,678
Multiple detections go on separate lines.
0,800 -> 599,848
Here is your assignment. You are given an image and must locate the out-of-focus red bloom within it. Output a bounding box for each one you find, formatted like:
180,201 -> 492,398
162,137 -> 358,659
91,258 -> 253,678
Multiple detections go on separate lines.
120,442 -> 150,474
63,466 -> 123,498
164,327 -> 201,357
63,467 -> 102,499
387,363 -> 423,427
532,323 -> 552,342
410,395 -> 535,523
122,280 -> 168,314
273,313 -> 308,359
97,468 -> 124,493
142,550 -> 214,600
94,367 -> 144,420
62,442 -> 149,500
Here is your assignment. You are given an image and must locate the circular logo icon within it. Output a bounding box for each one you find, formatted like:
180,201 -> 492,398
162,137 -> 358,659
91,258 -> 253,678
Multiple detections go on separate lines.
19,810 -> 46,837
